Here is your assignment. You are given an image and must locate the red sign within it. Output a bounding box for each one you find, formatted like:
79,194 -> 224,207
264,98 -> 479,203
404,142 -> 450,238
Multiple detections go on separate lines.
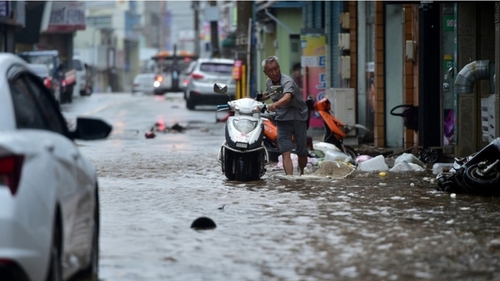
232,60 -> 242,80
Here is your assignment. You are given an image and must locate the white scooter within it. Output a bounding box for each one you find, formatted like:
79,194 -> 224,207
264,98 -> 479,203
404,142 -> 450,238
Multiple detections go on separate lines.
214,83 -> 281,181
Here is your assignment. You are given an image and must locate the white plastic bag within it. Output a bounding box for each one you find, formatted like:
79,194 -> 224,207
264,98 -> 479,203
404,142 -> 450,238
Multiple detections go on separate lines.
357,155 -> 389,172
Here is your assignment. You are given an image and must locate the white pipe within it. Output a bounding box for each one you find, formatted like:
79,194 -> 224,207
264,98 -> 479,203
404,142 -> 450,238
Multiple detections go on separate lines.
264,9 -> 294,34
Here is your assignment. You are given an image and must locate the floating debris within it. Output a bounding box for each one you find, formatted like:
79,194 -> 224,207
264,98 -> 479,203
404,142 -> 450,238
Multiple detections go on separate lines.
191,217 -> 217,230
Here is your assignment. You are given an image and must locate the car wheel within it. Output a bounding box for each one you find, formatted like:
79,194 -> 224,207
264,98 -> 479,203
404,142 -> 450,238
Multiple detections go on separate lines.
186,98 -> 195,110
45,219 -> 62,281
80,190 -> 99,280
63,86 -> 73,104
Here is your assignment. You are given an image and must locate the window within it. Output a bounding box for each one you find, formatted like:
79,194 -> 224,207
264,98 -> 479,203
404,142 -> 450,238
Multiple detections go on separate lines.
73,59 -> 83,71
10,76 -> 46,130
86,16 -> 112,29
199,63 -> 233,74
10,73 -> 66,135
24,75 -> 66,135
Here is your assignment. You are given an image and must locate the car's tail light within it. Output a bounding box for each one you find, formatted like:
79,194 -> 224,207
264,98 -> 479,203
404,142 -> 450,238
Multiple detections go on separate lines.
155,75 -> 163,82
0,155 -> 24,195
44,77 -> 52,89
191,72 -> 204,80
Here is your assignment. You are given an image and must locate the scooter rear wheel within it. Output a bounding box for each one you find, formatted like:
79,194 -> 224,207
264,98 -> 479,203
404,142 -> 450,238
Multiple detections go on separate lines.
343,145 -> 358,164
463,163 -> 500,194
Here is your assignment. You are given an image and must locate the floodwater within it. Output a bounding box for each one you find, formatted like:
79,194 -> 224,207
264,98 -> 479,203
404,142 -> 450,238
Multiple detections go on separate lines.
65,93 -> 500,281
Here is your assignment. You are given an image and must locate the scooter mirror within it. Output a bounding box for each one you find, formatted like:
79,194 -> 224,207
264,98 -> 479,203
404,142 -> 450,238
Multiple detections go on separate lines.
214,83 -> 228,95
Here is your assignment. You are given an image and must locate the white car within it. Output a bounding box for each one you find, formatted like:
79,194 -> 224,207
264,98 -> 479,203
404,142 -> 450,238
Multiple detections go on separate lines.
0,53 -> 112,281
184,58 -> 236,110
132,73 -> 156,95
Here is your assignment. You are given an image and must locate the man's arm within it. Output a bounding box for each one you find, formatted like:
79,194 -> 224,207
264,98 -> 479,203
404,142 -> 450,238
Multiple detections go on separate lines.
268,93 -> 292,111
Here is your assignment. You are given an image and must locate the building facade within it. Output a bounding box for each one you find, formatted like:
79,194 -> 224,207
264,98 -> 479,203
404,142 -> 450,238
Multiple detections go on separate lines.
252,1 -> 500,161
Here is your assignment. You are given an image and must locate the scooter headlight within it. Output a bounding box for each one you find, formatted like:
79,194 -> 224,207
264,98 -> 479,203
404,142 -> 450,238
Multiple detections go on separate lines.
233,119 -> 257,133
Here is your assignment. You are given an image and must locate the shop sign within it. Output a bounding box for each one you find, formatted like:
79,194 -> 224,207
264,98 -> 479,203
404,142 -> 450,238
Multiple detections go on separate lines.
42,1 -> 86,33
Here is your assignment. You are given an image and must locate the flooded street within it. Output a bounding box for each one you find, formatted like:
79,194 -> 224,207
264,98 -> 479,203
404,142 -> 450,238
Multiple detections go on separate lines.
64,93 -> 500,281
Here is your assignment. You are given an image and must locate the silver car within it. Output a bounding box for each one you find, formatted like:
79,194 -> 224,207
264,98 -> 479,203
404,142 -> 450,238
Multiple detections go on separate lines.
132,73 -> 156,95
184,58 -> 236,110
0,53 -> 112,281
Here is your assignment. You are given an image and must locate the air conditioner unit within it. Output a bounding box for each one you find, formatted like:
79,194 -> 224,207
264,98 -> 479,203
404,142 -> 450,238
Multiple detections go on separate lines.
326,88 -> 356,137
340,56 -> 351,79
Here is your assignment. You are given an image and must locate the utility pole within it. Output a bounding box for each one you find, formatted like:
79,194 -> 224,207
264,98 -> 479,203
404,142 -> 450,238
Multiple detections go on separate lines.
208,1 -> 220,58
160,1 -> 166,50
235,1 -> 253,97
192,1 -> 200,57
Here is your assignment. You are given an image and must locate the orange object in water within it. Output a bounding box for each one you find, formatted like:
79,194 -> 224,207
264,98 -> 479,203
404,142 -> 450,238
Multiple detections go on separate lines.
315,98 -> 346,139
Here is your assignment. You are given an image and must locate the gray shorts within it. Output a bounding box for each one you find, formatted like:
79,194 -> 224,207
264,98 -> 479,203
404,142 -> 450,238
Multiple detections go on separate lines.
276,120 -> 308,156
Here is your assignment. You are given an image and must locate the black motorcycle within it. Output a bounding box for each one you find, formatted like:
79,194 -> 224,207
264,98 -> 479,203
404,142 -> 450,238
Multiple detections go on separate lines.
437,137 -> 500,195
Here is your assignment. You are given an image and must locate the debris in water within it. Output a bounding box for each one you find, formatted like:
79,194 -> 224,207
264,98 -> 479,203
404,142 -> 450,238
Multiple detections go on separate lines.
191,217 -> 216,230
145,130 -> 156,139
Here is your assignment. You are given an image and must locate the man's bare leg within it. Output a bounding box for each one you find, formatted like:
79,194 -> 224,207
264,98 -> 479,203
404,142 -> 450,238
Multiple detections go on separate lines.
282,151 -> 294,175
298,155 -> 307,175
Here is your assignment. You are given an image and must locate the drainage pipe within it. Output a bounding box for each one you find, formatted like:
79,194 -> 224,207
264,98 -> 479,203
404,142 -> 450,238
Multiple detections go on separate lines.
455,60 -> 492,94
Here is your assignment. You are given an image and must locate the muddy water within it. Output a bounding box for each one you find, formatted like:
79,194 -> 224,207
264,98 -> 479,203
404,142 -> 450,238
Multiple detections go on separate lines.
71,94 -> 500,281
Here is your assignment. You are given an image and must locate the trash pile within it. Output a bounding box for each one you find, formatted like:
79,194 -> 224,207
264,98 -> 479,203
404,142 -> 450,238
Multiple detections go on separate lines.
271,141 -> 430,180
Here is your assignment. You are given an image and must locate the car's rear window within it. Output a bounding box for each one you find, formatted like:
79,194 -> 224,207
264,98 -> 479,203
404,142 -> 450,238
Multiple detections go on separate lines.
73,59 -> 83,71
199,63 -> 233,74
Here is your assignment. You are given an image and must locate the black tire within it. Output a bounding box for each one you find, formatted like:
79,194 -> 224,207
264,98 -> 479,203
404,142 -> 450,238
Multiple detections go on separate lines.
65,85 -> 74,103
186,98 -> 195,110
236,152 -> 261,181
419,148 -> 440,164
223,149 -> 236,180
224,150 -> 262,181
46,218 -> 62,281
79,189 -> 99,280
343,145 -> 358,163
463,163 -> 500,193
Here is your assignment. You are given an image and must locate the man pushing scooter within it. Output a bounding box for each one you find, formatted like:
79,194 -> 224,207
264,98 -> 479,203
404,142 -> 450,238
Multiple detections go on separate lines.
259,55 -> 309,176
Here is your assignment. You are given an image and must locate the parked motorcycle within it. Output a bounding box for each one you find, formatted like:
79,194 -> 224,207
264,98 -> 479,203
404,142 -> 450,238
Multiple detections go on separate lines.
437,137 -> 500,195
260,94 -> 367,164
215,83 -> 282,181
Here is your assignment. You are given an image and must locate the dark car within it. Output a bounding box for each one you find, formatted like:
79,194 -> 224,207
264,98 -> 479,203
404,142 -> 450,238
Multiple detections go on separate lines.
18,50 -> 75,104
27,63 -> 61,103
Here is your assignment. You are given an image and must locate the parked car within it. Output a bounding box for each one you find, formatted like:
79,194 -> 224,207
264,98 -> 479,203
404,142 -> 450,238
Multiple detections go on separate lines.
27,63 -> 61,104
184,58 -> 236,110
0,53 -> 112,281
73,55 -> 93,96
132,73 -> 156,95
182,60 -> 198,100
18,50 -> 76,104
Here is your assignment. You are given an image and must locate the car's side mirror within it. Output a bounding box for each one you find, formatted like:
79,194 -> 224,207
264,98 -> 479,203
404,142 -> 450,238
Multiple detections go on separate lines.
69,117 -> 112,140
